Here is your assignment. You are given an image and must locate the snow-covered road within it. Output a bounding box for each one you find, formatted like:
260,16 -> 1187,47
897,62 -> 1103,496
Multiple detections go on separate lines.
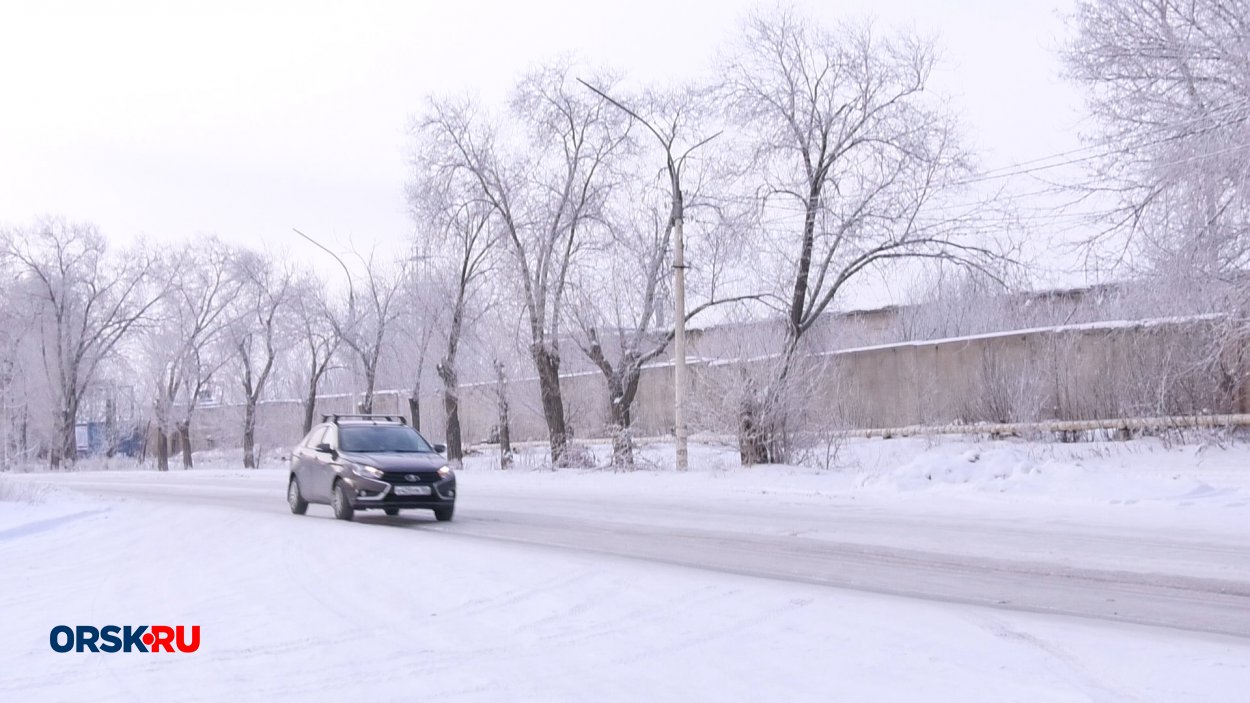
5,439 -> 1250,701
19,465 -> 1250,638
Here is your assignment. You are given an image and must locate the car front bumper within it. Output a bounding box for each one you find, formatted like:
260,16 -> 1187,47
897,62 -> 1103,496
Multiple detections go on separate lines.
342,474 -> 456,509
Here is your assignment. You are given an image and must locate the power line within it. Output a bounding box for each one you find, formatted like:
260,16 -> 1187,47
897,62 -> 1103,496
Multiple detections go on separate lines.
946,114 -> 1250,189
738,138 -> 1250,228
969,99 -> 1250,178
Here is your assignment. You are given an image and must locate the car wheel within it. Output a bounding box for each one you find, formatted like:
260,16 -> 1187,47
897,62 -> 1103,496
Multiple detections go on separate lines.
383,507 -> 399,516
433,505 -> 454,522
331,480 -> 354,521
288,476 -> 308,515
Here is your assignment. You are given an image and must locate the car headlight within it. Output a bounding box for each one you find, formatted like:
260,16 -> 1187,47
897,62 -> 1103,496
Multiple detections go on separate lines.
437,465 -> 453,479
353,464 -> 384,479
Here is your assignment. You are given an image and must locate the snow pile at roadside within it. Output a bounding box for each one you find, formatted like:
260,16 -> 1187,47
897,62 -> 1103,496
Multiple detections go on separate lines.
872,445 -> 1043,489
0,475 -> 106,537
840,436 -> 1249,508
0,475 -> 51,504
457,435 -> 1250,516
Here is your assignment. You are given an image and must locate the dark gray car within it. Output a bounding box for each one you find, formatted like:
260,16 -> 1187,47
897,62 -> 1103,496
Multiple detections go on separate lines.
287,415 -> 456,522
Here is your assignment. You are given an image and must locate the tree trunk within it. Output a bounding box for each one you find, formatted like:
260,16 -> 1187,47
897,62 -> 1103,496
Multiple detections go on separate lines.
104,396 -> 117,458
737,333 -> 803,465
531,346 -> 568,465
495,361 -> 512,470
609,402 -> 634,467
359,358 -> 378,414
242,400 -> 257,468
178,420 -> 193,469
607,371 -> 635,467
439,361 -> 463,466
440,300 -> 465,465
738,400 -> 765,464
136,419 -> 148,463
155,428 -> 170,472
302,385 -> 318,435
408,395 -> 421,432
55,406 -> 78,469
443,390 -> 462,467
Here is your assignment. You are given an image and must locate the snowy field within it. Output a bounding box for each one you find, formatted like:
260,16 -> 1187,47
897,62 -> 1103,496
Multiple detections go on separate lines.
2,436 -> 1249,701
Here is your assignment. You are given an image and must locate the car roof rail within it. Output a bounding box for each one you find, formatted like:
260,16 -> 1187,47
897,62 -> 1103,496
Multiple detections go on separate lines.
321,413 -> 408,425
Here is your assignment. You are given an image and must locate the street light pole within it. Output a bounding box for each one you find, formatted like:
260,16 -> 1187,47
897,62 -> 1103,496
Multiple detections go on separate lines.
292,227 -> 358,409
292,228 -> 354,309
576,80 -> 720,472
672,196 -> 688,471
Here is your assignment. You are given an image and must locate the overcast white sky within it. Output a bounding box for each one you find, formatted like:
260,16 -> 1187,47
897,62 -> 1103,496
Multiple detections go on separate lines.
0,0 -> 1086,289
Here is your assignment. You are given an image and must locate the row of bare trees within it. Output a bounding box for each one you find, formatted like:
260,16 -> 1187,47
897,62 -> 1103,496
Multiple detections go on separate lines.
6,4 -> 1242,470
1,222 -> 164,468
0,218 -> 422,470
407,8 -> 1017,466
1065,0 -> 1250,394
0,8 -> 1022,469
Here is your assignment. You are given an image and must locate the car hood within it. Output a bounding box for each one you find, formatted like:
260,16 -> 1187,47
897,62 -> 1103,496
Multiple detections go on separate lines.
340,452 -> 447,471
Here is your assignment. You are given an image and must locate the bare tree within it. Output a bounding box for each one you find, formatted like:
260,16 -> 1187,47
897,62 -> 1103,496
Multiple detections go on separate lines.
333,250 -> 408,415
410,136 -> 505,462
578,81 -> 727,469
290,272 -> 340,435
493,358 -> 513,468
892,264 -> 1018,343
1065,0 -> 1250,262
567,85 -> 757,466
409,186 -> 499,466
723,9 -> 999,463
229,250 -> 293,468
1,219 -> 165,467
384,235 -> 445,436
0,256 -> 31,467
145,236 -> 241,470
395,289 -> 437,432
1066,0 -> 1250,403
420,63 -> 630,464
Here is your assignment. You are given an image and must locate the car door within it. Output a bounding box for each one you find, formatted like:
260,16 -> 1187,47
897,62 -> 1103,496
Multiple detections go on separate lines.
294,425 -> 326,500
310,424 -> 339,501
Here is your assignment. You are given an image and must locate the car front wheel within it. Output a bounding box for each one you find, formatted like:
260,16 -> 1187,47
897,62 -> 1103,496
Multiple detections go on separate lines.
288,476 -> 308,515
433,505 -> 454,522
383,507 -> 399,516
331,480 -> 355,521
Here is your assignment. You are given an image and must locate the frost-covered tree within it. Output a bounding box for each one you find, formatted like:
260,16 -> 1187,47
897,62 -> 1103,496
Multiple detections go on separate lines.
419,63 -> 630,465
228,249 -> 293,468
289,272 -> 340,435
1,219 -> 165,467
571,84 -> 754,467
722,9 -> 999,463
1066,0 -> 1250,271
1066,0 -> 1250,402
406,164 -> 500,466
145,235 -> 242,470
333,250 -> 408,416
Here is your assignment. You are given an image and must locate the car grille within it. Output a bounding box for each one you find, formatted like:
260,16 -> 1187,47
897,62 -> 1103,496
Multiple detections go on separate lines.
383,472 -> 438,484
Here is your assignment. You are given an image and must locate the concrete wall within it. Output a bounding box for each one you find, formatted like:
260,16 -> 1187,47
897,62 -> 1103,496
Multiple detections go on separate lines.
191,316 -> 1241,451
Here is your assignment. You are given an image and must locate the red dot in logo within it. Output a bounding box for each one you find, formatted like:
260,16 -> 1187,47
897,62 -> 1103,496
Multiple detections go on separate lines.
141,633 -> 155,646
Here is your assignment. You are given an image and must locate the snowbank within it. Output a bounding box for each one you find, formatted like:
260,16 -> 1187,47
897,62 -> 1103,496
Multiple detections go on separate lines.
456,435 -> 1250,511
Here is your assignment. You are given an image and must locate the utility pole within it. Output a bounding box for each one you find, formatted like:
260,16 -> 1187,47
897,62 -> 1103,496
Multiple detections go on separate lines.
672,189 -> 688,471
577,80 -> 720,472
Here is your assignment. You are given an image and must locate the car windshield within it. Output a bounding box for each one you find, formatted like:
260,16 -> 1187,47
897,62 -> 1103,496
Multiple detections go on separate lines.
338,425 -> 433,453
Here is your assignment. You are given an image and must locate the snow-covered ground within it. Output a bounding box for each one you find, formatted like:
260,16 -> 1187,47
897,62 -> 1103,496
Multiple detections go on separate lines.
469,433 -> 1250,511
456,435 -> 1250,557
3,436 -> 1249,701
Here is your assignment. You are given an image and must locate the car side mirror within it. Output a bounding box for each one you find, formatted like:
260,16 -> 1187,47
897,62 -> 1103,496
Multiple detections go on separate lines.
434,443 -> 447,454
315,442 -> 335,456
